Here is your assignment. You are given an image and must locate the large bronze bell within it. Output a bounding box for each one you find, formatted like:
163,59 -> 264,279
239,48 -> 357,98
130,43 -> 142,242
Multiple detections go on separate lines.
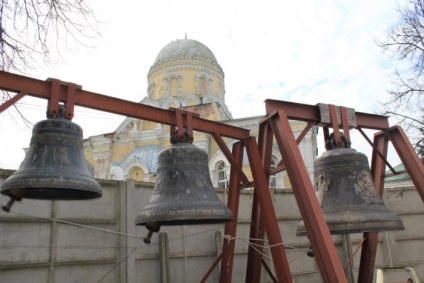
136,142 -> 233,243
1,115 -> 102,203
297,135 -> 404,236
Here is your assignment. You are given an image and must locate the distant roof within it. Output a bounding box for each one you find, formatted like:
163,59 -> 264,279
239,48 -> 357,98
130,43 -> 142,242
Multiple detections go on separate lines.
384,164 -> 410,182
120,145 -> 164,173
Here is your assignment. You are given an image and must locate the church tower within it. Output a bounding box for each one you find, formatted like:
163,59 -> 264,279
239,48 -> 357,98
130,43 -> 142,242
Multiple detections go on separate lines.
142,38 -> 232,120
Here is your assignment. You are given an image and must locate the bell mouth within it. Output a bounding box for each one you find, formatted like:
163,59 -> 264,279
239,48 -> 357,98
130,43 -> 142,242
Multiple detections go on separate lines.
296,205 -> 405,236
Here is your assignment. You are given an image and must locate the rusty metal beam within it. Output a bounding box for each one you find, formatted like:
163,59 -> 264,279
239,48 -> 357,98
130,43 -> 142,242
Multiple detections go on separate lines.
0,91 -> 26,113
268,110 -> 347,283
357,130 -> 389,283
0,71 -> 250,140
212,133 -> 250,185
386,126 -> 424,196
219,142 -> 244,283
264,99 -> 390,130
245,121 -> 273,282
244,136 -> 293,282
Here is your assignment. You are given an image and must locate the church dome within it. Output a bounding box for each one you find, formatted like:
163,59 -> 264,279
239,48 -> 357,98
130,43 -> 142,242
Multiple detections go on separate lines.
150,39 -> 223,75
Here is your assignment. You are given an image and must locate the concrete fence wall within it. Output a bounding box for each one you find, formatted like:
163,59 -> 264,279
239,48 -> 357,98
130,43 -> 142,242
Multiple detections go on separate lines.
0,169 -> 422,283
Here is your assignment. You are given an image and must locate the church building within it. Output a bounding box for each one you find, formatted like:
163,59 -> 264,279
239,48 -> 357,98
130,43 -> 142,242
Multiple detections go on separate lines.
83,38 -> 317,189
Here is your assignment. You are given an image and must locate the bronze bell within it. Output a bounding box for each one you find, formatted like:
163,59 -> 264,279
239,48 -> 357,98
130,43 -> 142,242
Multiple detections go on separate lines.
1,115 -> 102,205
136,143 -> 233,242
297,134 -> 404,236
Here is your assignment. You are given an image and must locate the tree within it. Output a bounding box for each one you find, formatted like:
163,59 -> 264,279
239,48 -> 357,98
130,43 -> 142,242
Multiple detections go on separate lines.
0,0 -> 99,72
417,117 -> 424,162
378,0 -> 424,152
0,0 -> 99,125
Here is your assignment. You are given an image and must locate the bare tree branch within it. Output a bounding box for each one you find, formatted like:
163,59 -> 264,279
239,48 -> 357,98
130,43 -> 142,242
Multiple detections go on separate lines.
378,0 -> 424,156
0,0 -> 99,73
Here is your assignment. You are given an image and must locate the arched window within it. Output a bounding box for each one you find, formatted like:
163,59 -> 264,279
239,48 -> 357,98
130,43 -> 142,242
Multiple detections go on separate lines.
195,72 -> 212,98
217,161 -> 229,189
164,72 -> 182,97
269,159 -> 276,189
199,77 -> 207,97
129,167 -> 144,182
170,77 -> 178,97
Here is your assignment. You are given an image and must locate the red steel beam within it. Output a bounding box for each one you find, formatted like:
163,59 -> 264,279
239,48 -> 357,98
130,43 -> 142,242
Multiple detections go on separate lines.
244,136 -> 293,283
387,126 -> 424,197
0,91 -> 26,113
245,121 -> 273,282
269,110 -> 347,283
357,130 -> 389,282
219,142 -> 244,283
0,71 -> 249,140
264,99 -> 390,130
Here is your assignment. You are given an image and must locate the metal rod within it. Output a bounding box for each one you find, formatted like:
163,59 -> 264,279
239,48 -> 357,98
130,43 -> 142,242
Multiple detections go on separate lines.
356,127 -> 397,174
344,237 -> 366,270
201,253 -> 223,283
262,259 -> 278,283
0,91 -> 27,113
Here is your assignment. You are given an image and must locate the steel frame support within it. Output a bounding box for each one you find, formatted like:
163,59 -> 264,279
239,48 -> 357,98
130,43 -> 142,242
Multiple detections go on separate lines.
1,71 -> 423,282
386,126 -> 424,196
244,136 -> 293,282
219,142 -> 244,282
0,71 -> 250,140
264,99 -> 390,130
358,126 -> 424,282
245,121 -> 274,282
268,110 -> 347,282
357,129 -> 389,283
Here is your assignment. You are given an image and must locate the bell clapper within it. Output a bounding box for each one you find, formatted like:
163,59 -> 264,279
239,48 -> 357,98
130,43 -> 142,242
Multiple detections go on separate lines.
143,222 -> 161,244
2,189 -> 25,212
2,197 -> 16,212
306,246 -> 315,257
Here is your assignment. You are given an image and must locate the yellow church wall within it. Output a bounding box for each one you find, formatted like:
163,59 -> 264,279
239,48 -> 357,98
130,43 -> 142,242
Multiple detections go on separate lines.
143,121 -> 158,131
183,103 -> 226,121
150,68 -> 222,100
111,144 -> 136,162
152,72 -> 166,99
84,151 -> 94,167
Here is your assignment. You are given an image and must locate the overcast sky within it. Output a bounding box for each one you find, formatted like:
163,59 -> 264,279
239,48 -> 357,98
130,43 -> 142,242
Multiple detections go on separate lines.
0,0 -> 409,169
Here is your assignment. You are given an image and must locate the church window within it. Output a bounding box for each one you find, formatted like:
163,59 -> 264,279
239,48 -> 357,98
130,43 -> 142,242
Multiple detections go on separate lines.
164,72 -> 181,97
199,77 -> 207,97
129,167 -> 144,182
170,77 -> 178,97
196,72 -> 212,98
217,161 -> 229,189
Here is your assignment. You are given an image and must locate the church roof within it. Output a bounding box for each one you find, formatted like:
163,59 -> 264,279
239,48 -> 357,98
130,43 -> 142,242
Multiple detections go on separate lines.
384,163 -> 410,182
120,145 -> 164,173
151,39 -> 223,74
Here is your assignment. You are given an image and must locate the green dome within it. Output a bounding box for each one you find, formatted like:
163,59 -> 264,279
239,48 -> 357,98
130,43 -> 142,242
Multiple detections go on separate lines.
150,39 -> 223,75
